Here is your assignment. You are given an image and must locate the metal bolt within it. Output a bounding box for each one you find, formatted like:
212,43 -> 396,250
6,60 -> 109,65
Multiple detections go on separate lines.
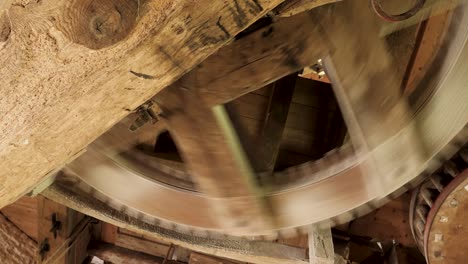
129,100 -> 162,132
39,239 -> 50,260
449,199 -> 459,207
49,213 -> 62,239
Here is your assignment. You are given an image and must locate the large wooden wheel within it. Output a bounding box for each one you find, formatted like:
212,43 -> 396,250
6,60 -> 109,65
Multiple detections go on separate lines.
46,0 -> 468,240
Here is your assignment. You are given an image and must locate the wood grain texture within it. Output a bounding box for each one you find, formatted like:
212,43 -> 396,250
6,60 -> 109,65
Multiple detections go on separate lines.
88,241 -> 164,264
189,252 -> 245,264
158,88 -> 274,233
0,212 -> 37,264
175,10 -> 328,107
0,0 -> 284,208
1,196 -> 39,241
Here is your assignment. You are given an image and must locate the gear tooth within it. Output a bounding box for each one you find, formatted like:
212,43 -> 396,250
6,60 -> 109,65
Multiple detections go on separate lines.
444,161 -> 459,177
416,205 -> 429,223
419,187 -> 435,207
415,219 -> 425,237
460,148 -> 468,164
429,174 -> 444,192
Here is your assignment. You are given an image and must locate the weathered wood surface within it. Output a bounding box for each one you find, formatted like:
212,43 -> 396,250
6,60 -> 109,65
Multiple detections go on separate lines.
1,196 -> 39,241
0,0 -> 285,208
308,224 -> 335,264
255,74 -> 296,174
149,10 -> 329,233
88,242 -> 164,264
158,88 -> 274,233
176,10 -> 328,107
321,0 -> 425,190
0,212 -> 37,264
189,252 -> 245,264
37,196 -> 90,264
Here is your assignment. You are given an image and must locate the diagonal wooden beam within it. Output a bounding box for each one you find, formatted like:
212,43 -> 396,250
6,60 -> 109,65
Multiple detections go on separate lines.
320,1 -> 425,188
157,87 -> 274,234
0,0 -> 286,208
255,74 -> 296,174
177,10 -> 329,107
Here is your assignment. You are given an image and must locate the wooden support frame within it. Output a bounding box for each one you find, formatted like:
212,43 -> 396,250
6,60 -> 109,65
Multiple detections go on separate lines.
37,196 -> 91,264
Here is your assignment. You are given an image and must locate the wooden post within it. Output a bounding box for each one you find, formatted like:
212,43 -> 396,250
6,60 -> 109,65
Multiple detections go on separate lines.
37,196 -> 90,264
308,224 -> 335,264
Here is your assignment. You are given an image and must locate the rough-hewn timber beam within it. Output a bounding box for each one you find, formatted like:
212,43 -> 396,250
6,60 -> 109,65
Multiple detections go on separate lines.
173,10 -> 328,107
88,241 -> 164,264
0,0 -> 286,208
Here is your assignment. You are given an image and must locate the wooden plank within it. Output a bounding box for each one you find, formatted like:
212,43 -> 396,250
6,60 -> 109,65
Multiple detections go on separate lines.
402,8 -> 454,95
159,89 -> 274,234
308,224 -> 334,264
37,196 -> 90,264
255,74 -> 296,173
321,0 -> 424,187
88,241 -> 164,264
0,213 -> 37,264
347,193 -> 416,248
114,231 -> 171,259
0,0 -> 285,209
174,10 -> 329,107
189,252 -> 245,264
1,196 -> 39,241
100,222 -> 118,244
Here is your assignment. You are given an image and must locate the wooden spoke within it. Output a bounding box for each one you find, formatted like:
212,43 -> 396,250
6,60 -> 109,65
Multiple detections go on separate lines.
156,87 -> 274,234
255,74 -> 296,174
320,1 -> 425,186
177,10 -> 329,107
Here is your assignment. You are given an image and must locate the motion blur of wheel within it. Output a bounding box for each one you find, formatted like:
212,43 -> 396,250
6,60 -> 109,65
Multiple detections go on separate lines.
57,0 -> 468,240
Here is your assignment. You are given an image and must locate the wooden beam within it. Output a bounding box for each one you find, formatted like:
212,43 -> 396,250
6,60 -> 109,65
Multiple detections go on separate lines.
88,241 -> 164,264
320,0 -> 424,187
189,252 -> 244,264
0,0 -> 285,208
308,224 -> 334,264
158,88 -> 273,234
0,212 -> 37,264
174,10 -> 329,107
255,74 -> 296,174
37,196 -> 90,264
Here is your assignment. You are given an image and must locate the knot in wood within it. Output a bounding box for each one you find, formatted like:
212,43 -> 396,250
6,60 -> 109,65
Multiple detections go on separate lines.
59,0 -> 143,50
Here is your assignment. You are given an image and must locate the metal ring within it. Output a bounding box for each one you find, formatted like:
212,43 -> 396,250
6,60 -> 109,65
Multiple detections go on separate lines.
371,0 -> 426,22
